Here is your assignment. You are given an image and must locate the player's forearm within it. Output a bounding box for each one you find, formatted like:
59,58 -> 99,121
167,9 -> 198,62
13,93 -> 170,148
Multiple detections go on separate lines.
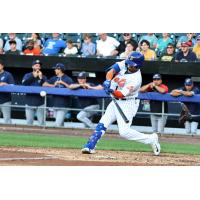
106,69 -> 116,80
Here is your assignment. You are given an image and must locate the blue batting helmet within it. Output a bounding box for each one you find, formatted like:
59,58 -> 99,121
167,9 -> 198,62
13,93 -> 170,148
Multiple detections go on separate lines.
125,51 -> 144,68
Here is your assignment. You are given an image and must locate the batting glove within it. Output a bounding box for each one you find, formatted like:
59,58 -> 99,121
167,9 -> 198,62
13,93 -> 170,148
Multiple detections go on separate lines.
103,80 -> 111,90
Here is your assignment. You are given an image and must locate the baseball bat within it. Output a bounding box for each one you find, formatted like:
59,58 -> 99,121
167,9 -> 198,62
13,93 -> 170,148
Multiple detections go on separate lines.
111,95 -> 129,123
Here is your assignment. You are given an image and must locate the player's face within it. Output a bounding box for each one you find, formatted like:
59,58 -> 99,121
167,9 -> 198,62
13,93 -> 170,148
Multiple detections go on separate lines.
185,85 -> 193,91
0,64 -> 4,72
77,78 -> 86,84
153,78 -> 162,86
32,64 -> 41,71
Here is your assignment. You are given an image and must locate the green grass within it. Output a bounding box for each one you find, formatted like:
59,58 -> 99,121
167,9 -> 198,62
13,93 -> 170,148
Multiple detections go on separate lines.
0,132 -> 200,155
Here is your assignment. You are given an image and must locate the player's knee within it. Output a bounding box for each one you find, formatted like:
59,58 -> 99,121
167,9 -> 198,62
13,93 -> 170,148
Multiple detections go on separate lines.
95,123 -> 107,132
118,127 -> 129,138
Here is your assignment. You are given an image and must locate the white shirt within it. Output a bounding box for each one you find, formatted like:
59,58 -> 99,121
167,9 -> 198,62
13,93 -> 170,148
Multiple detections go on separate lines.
64,47 -> 78,55
96,36 -> 120,56
110,60 -> 142,98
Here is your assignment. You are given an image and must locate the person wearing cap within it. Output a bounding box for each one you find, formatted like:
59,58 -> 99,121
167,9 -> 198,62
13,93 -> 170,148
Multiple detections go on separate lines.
159,43 -> 175,61
23,40 -> 41,55
176,33 -> 196,49
115,33 -> 138,56
3,33 -> 23,52
42,33 -> 66,55
5,40 -> 21,55
175,41 -> 197,62
43,63 -> 74,127
193,35 -> 200,59
171,78 -> 200,135
22,60 -> 47,126
140,74 -> 169,134
67,71 -> 103,129
0,60 -> 15,124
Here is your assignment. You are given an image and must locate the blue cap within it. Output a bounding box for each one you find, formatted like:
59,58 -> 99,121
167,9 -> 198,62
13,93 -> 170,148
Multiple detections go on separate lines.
52,63 -> 66,71
153,73 -> 162,80
78,71 -> 86,79
184,78 -> 193,86
32,59 -> 42,66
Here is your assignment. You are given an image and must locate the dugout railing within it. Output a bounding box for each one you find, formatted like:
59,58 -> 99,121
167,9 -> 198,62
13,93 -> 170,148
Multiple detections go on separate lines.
0,85 -> 200,133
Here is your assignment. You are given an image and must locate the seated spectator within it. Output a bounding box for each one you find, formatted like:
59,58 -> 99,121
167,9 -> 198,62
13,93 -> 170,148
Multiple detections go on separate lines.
96,33 -> 120,57
171,78 -> 200,135
0,38 -> 3,49
119,41 -> 135,58
3,33 -> 22,52
5,40 -> 21,55
139,33 -> 158,49
140,40 -> 157,60
140,74 -> 168,134
176,33 -> 196,48
67,71 -> 103,129
81,33 -> 96,56
193,35 -> 200,60
0,60 -> 15,124
43,63 -> 74,127
175,42 -> 197,62
156,33 -> 173,54
23,40 -> 41,55
115,33 -> 138,55
29,33 -> 43,49
0,48 -> 4,54
42,33 -> 66,55
64,40 -> 78,55
159,43 -> 175,61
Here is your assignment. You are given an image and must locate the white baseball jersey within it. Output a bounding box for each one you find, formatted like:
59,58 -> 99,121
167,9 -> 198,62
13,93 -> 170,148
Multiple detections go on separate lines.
110,60 -> 142,98
99,60 -> 154,145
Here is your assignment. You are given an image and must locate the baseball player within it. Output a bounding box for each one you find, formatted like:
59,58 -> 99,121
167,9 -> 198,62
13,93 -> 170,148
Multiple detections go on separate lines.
81,52 -> 161,156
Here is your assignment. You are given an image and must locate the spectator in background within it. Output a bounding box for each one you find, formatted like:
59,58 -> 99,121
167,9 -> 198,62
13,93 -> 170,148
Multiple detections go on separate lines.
115,33 -> 138,55
64,40 -> 78,55
139,33 -> 158,49
140,74 -> 168,134
42,33 -> 66,55
140,40 -> 157,60
159,43 -> 175,61
23,40 -> 41,55
68,71 -> 103,129
175,42 -> 197,62
22,60 -> 47,126
0,60 -> 15,124
177,33 -> 196,48
43,63 -> 74,127
81,33 -> 96,56
171,78 -> 200,135
26,33 -> 43,49
193,35 -> 200,60
0,48 -> 4,54
119,41 -> 135,58
0,38 -> 3,49
96,33 -> 120,57
3,33 -> 22,52
156,33 -> 173,54
5,40 -> 21,55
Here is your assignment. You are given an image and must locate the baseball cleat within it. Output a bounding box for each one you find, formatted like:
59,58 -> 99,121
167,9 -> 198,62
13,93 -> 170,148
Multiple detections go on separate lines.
151,133 -> 161,156
81,147 -> 95,154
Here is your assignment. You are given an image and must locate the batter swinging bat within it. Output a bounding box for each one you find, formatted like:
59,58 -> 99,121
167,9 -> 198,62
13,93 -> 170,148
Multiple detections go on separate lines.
110,95 -> 129,123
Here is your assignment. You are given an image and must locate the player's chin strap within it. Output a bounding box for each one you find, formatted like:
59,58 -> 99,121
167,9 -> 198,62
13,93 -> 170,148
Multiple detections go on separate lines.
83,123 -> 106,150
